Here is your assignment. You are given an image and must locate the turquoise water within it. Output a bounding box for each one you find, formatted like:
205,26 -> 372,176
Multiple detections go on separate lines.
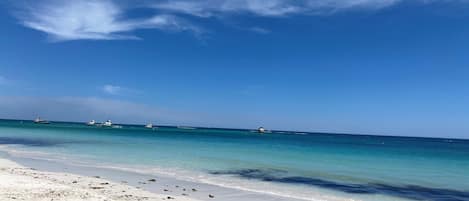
0,119 -> 468,201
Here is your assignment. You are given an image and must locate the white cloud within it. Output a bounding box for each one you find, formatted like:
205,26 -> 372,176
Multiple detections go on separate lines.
15,0 -> 201,41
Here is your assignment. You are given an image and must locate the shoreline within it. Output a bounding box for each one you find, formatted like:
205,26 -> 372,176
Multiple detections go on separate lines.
1,153 -> 313,201
0,120 -> 467,201
0,145 -> 412,201
0,157 -> 201,201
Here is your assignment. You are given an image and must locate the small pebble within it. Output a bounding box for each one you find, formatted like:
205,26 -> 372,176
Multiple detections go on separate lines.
209,194 -> 215,198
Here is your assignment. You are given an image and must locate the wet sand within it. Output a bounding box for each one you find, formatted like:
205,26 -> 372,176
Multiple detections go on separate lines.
2,155 -> 308,201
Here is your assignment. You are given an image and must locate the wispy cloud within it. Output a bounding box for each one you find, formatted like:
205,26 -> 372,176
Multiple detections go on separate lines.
101,84 -> 122,95
248,27 -> 271,34
100,84 -> 140,96
14,0 -> 201,41
153,0 -> 298,17
10,0 -> 465,41
153,0 -> 401,17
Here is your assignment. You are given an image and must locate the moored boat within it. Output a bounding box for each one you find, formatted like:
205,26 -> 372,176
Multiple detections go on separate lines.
258,127 -> 265,133
34,117 -> 50,124
103,120 -> 112,127
87,120 -> 96,126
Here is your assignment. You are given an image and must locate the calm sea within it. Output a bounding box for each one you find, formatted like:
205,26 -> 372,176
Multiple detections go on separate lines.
0,119 -> 468,201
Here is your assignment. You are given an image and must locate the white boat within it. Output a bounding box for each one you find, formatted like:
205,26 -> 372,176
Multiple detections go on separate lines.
258,127 -> 266,133
34,117 -> 50,124
145,123 -> 153,128
103,120 -> 112,127
33,117 -> 41,123
87,120 -> 96,126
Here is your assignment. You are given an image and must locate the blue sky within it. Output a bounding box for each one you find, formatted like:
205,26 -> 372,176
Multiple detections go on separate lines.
1,0 -> 469,138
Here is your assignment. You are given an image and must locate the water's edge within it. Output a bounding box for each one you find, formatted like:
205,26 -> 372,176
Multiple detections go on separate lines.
2,151 -> 317,201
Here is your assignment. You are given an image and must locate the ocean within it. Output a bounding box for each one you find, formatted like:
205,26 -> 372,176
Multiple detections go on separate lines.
0,119 -> 468,201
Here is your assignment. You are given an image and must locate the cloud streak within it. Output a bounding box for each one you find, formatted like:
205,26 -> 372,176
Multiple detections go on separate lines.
100,84 -> 143,96
101,84 -> 122,95
15,0 -> 201,41
153,0 -> 401,17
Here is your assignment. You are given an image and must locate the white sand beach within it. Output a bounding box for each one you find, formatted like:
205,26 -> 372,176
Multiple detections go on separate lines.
0,158 -> 201,201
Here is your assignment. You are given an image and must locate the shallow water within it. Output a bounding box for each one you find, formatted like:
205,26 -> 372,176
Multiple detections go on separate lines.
0,119 -> 468,201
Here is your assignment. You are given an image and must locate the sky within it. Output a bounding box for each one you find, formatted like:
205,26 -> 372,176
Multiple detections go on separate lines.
0,0 -> 469,138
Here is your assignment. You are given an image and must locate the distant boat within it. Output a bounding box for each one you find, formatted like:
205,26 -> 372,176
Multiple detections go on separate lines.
87,120 -> 96,126
103,120 -> 112,127
145,123 -> 153,129
258,127 -> 266,134
34,117 -> 50,124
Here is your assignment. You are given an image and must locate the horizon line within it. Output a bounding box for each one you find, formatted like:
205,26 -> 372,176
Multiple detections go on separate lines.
0,118 -> 467,141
